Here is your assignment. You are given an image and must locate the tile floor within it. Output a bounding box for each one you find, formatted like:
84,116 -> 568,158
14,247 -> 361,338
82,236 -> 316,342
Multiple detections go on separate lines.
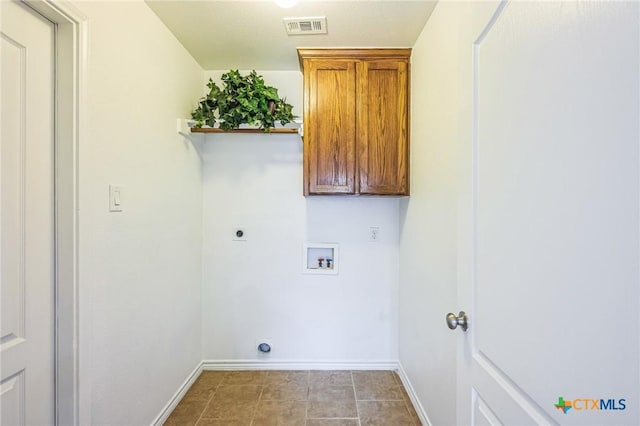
164,370 -> 422,426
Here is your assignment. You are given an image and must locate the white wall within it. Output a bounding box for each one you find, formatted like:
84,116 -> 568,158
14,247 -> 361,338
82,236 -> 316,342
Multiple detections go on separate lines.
399,1 -> 495,424
201,71 -> 400,363
73,1 -> 204,424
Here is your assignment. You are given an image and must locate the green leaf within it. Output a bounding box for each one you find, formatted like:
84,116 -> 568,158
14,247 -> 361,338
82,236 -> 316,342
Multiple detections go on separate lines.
190,69 -> 296,131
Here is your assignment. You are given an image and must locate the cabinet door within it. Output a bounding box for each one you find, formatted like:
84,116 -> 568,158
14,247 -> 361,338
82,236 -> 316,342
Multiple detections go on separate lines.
304,60 -> 357,195
357,60 -> 409,195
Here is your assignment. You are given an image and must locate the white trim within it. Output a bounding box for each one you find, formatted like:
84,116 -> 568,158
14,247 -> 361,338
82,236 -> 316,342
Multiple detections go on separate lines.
396,362 -> 433,426
202,359 -> 399,371
152,362 -> 204,426
21,1 -> 86,425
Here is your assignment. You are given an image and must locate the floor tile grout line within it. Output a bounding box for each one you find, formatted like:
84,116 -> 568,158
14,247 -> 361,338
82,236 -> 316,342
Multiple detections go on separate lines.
356,399 -> 405,402
352,368 -> 361,425
252,372 -> 266,426
304,370 -> 310,425
351,371 -> 363,426
307,417 -> 360,419
193,372 -> 224,426
399,393 -> 420,426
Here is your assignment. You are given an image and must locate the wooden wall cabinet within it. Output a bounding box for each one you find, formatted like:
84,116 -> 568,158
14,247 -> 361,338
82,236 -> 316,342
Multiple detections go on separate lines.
298,48 -> 410,196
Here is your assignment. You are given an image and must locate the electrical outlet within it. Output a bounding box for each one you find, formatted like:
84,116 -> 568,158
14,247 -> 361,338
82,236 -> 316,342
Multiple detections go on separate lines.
233,228 -> 247,241
369,226 -> 380,242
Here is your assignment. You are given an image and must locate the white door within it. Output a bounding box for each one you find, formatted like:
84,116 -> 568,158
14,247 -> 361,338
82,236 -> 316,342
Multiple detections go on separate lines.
1,1 -> 55,424
457,1 -> 640,425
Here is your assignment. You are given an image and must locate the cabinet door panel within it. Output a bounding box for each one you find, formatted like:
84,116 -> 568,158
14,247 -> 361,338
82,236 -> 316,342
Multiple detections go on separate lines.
304,60 -> 356,195
358,60 -> 409,195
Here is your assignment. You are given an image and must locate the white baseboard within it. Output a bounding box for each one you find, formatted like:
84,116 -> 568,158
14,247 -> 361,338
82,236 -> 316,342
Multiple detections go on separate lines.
152,361 -> 203,426
201,359 -> 400,371
396,362 -> 432,426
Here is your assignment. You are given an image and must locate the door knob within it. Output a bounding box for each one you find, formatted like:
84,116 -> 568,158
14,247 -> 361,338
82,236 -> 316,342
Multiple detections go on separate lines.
446,311 -> 469,331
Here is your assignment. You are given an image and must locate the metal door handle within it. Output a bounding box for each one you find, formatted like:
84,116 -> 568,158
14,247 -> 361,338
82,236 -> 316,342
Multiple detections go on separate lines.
446,311 -> 469,331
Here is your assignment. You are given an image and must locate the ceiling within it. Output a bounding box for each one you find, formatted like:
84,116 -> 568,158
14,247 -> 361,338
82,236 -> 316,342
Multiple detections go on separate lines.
145,0 -> 437,70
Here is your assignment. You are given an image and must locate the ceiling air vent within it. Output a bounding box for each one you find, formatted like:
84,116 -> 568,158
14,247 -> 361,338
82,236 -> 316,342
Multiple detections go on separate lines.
283,17 -> 327,35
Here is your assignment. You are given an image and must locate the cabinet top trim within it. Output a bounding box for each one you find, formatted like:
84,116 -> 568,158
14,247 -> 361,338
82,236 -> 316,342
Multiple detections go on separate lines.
297,48 -> 411,70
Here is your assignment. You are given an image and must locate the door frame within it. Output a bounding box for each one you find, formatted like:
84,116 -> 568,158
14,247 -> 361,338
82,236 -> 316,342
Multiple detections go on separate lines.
20,1 -> 86,424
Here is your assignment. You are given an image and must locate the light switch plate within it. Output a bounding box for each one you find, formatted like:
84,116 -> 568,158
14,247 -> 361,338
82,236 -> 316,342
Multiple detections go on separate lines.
109,185 -> 123,212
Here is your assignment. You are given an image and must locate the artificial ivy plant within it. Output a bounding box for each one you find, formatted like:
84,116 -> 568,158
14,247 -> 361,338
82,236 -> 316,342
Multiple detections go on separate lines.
191,70 -> 296,132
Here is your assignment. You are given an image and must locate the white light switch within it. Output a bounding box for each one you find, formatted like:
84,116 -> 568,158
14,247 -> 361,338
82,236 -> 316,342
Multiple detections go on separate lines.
109,185 -> 123,212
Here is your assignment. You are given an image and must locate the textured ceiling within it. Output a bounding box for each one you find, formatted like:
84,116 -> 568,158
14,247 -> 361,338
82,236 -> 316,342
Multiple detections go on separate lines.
145,0 -> 437,70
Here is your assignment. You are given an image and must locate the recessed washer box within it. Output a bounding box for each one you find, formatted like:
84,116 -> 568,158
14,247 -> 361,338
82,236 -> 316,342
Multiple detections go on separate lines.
303,243 -> 338,275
